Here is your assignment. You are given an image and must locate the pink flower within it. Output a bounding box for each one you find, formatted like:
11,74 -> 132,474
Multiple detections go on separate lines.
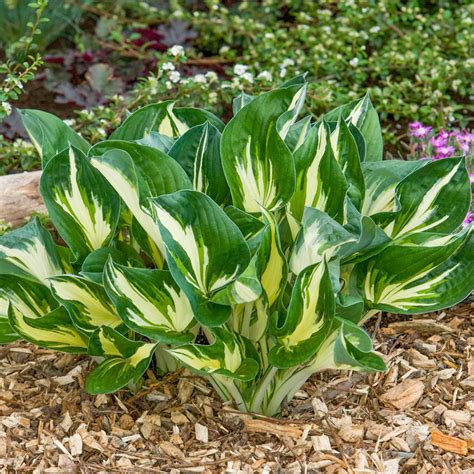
430,133 -> 448,148
434,145 -> 455,158
469,173 -> 474,184
409,122 -> 432,138
463,211 -> 474,227
458,141 -> 470,153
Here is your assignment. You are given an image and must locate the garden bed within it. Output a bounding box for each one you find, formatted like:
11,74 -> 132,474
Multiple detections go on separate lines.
1,302 -> 472,472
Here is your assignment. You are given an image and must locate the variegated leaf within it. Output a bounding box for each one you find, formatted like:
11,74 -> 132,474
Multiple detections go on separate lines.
9,305 -> 87,353
256,208 -> 287,308
221,85 -> 306,212
103,258 -> 195,344
49,275 -> 122,334
168,123 -> 229,204
269,260 -> 335,368
232,93 -> 254,115
81,242 -> 145,283
19,109 -> 89,166
290,207 -> 357,275
110,101 -> 224,140
86,326 -> 158,394
285,115 -> 312,153
90,147 -> 191,267
330,116 -> 365,209
167,327 -> 259,381
211,255 -> 262,305
359,228 -> 474,313
40,147 -> 121,260
325,93 -> 383,162
151,190 -> 250,326
0,218 -> 64,285
288,121 -> 348,222
381,157 -> 470,239
0,275 -> 58,343
313,320 -> 386,372
361,160 -> 425,216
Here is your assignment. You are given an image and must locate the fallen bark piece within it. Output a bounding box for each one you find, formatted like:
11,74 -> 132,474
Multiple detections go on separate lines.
380,379 -> 424,409
0,171 -> 45,227
431,431 -> 468,455
244,418 -> 302,438
383,319 -> 454,335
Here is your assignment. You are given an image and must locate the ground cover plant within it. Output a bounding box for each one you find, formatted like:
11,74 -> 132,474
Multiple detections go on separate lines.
1,0 -> 472,174
0,77 -> 472,416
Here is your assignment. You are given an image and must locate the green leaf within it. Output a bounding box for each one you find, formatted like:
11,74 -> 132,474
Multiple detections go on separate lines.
332,320 -> 386,371
232,93 -> 254,115
381,157 -> 470,239
49,275 -> 123,334
103,258 -> 195,344
256,208 -> 287,308
330,116 -> 365,209
86,327 -> 157,394
136,131 -> 174,152
110,101 -> 224,140
0,275 -> 58,344
211,255 -> 262,305
288,121 -> 348,222
81,242 -> 144,283
221,85 -> 305,212
269,260 -> 335,368
9,305 -> 87,353
0,218 -> 64,285
359,228 -> 474,313
361,159 -> 425,216
168,123 -> 230,205
168,327 -> 259,381
151,190 -> 250,326
90,146 -> 191,267
40,147 -> 121,260
326,93 -> 383,162
19,109 -> 89,166
290,207 -> 357,275
285,115 -> 312,153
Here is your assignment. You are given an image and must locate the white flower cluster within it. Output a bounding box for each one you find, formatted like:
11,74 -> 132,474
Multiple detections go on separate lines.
233,64 -> 254,83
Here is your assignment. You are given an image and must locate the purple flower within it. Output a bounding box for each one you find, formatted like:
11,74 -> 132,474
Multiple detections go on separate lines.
463,211 -> 474,227
470,173 -> 474,184
458,141 -> 470,153
430,133 -> 448,148
409,122 -> 432,139
434,145 -> 455,158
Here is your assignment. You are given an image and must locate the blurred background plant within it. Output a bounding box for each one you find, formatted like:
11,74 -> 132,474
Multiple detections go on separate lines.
1,0 -> 473,174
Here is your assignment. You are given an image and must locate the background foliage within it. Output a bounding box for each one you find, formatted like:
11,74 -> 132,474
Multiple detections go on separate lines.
0,0 -> 473,174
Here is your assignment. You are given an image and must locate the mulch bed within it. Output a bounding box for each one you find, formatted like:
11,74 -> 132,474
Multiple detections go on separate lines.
0,301 -> 472,473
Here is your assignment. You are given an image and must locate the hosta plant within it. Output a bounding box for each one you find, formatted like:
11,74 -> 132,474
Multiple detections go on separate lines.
1,77 -> 473,416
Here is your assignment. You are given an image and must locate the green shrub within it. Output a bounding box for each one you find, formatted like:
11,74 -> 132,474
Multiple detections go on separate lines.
0,77 -> 472,416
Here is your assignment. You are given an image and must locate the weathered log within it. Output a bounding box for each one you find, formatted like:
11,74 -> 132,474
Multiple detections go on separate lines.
0,171 -> 46,228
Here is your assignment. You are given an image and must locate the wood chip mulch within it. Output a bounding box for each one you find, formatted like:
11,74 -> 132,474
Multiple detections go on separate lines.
0,301 -> 472,473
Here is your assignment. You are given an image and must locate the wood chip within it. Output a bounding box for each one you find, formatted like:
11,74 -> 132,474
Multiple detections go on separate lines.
159,441 -> 185,459
380,379 -> 424,409
244,418 -> 302,438
338,424 -> 364,443
195,423 -> 208,443
431,431 -> 468,455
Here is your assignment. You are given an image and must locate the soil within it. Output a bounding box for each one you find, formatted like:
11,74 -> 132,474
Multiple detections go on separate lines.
0,300 -> 472,472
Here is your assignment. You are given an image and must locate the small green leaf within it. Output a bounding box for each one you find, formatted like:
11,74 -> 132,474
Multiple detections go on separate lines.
86,327 -> 157,394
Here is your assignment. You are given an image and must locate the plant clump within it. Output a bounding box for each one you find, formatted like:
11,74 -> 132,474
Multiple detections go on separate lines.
0,76 -> 472,416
